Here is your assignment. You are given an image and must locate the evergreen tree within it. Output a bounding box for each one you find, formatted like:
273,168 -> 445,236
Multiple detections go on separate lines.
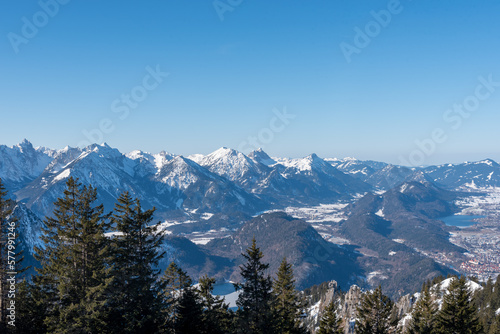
272,258 -> 306,334
407,284 -> 437,334
160,262 -> 193,333
489,316 -> 500,334
108,192 -> 165,333
174,285 -> 204,334
435,276 -> 483,334
317,300 -> 343,334
235,237 -> 274,334
33,177 -> 113,333
356,285 -> 393,334
198,275 -> 233,334
10,280 -> 46,334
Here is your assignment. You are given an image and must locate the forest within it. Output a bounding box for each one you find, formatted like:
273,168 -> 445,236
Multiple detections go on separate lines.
0,177 -> 499,334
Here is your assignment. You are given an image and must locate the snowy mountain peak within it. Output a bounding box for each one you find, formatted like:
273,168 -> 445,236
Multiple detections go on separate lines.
208,147 -> 239,159
198,147 -> 264,182
477,158 -> 498,167
158,156 -> 212,190
0,140 -> 54,186
405,171 -> 434,185
84,143 -> 123,158
16,138 -> 34,151
126,150 -> 174,171
305,153 -> 331,169
248,148 -> 276,166
275,153 -> 338,174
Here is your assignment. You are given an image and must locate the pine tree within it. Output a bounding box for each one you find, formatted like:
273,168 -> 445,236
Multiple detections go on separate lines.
356,285 -> 393,334
10,280 -> 46,334
489,316 -> 500,334
235,237 -> 274,334
198,275 -> 233,334
435,276 -> 483,334
33,177 -> 113,333
108,192 -> 165,333
160,262 -> 193,333
174,285 -> 204,334
407,284 -> 437,334
272,258 -> 306,334
317,300 -> 343,334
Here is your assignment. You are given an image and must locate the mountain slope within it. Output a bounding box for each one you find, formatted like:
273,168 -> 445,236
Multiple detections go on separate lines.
205,211 -> 363,289
156,155 -> 268,215
0,140 -> 55,191
424,159 -> 500,190
16,143 -> 178,217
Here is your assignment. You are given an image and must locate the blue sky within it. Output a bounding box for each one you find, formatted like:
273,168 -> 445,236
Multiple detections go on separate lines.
1,0 -> 500,165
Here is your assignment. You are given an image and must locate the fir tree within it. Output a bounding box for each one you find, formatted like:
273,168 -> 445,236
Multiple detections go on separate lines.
235,237 -> 274,334
272,258 -> 306,334
10,280 -> 46,334
489,316 -> 500,334
174,286 -> 204,334
356,285 -> 393,334
160,262 -> 193,333
33,177 -> 113,333
435,276 -> 483,334
108,192 -> 165,333
407,284 -> 437,334
198,275 -> 233,334
317,300 -> 343,334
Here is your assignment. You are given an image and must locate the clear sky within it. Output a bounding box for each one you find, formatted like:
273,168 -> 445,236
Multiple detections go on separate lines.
1,0 -> 500,165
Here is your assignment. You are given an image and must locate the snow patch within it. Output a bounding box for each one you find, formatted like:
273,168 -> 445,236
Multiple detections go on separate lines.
53,169 -> 71,182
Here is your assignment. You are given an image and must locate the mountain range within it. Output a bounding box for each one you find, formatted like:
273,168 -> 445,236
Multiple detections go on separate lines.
2,139 -> 499,295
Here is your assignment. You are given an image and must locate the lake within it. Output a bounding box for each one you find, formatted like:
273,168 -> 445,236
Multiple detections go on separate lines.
212,282 -> 240,310
441,215 -> 485,227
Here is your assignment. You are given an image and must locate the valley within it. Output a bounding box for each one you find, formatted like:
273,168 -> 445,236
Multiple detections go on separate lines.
2,140 -> 500,297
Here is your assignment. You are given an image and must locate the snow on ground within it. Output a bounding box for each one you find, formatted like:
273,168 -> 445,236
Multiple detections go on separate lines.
399,277 -> 483,329
455,187 -> 500,215
305,300 -> 321,327
274,203 -> 348,223
191,237 -> 214,245
53,169 -> 71,182
375,209 -> 384,217
367,271 -> 388,282
201,212 -> 214,220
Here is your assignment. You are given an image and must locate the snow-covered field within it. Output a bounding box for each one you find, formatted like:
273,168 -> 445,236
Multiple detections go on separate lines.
271,203 -> 349,223
455,187 -> 500,216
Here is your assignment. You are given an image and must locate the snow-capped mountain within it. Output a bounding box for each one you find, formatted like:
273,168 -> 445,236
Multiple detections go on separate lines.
363,164 -> 414,189
126,149 -> 176,173
424,159 -> 500,190
15,143 -> 177,218
326,157 -> 386,179
247,148 -> 276,166
2,139 -> 500,222
155,155 -> 266,214
4,139 -> 500,299
0,139 -> 55,191
197,147 -> 270,189
276,153 -> 372,202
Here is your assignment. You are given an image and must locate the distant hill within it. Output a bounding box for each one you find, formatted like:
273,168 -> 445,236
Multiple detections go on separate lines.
205,211 -> 363,290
